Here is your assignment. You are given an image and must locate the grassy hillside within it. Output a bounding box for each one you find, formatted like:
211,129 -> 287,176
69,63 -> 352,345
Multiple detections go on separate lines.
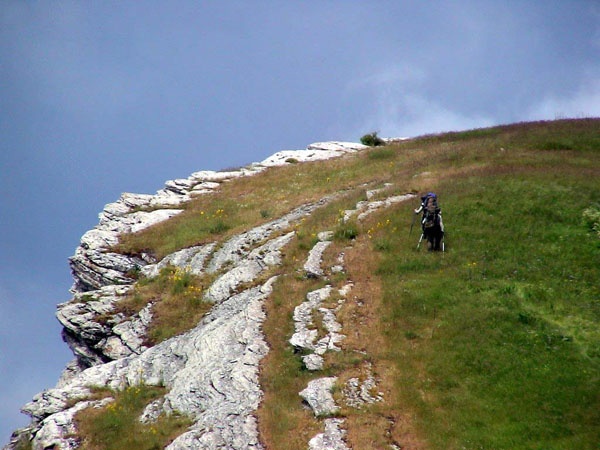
113,119 -> 600,449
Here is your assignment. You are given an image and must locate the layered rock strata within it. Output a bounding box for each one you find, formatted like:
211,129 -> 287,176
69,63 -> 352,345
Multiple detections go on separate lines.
5,141 -> 366,450
70,141 -> 364,293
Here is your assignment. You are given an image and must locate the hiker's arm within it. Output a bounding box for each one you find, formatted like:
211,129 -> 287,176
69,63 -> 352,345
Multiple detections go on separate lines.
414,206 -> 423,214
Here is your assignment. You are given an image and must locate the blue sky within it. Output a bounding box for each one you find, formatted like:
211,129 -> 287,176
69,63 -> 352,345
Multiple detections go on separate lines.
1,0 -> 599,442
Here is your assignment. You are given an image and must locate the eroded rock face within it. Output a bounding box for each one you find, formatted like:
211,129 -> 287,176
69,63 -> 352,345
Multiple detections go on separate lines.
56,285 -> 152,367
32,398 -> 114,450
304,241 -> 331,278
290,286 -> 333,351
141,243 -> 216,278
342,363 -> 384,409
203,232 -> 294,304
260,142 -> 366,167
21,278 -> 277,449
5,140 -> 373,450
298,191 -> 412,449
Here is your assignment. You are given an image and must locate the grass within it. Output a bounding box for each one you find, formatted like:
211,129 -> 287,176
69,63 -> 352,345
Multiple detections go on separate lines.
107,118 -> 600,448
74,384 -> 191,450
116,266 -> 215,345
112,141 -> 411,259
258,194 -> 369,449
12,434 -> 33,450
258,119 -> 600,448
368,170 -> 600,448
334,220 -> 360,241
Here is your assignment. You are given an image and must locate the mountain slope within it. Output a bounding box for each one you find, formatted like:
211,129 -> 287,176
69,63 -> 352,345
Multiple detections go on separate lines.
6,119 -> 600,449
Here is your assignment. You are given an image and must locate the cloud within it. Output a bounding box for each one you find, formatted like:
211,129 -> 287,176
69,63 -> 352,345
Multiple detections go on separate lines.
339,64 -> 495,139
527,71 -> 600,121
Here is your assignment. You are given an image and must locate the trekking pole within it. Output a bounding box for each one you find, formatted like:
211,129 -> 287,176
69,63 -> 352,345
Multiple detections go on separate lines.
409,212 -> 417,236
416,233 -> 424,250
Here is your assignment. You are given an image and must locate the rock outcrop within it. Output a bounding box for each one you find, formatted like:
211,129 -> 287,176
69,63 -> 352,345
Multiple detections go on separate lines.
4,141 -> 368,450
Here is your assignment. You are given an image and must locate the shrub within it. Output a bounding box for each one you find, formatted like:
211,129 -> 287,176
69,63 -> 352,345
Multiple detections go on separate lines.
360,131 -> 385,147
285,157 -> 299,164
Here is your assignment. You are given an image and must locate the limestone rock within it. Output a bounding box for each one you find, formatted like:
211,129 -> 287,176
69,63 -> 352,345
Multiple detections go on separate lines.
308,418 -> 350,450
21,277 -> 277,449
307,141 -> 366,152
259,142 -> 365,167
290,287 -> 332,350
366,183 -> 393,200
56,285 -> 151,366
356,193 -> 416,221
302,354 -> 325,371
317,230 -> 334,241
203,232 -> 294,304
313,307 -> 345,355
141,243 -> 216,278
304,241 -> 331,278
139,398 -> 165,424
7,140 -> 371,449
206,195 -> 337,273
32,398 -> 113,450
342,363 -> 384,409
299,377 -> 339,417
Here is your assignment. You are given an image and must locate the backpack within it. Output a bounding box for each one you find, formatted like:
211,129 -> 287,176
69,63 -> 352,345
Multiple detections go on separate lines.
422,194 -> 440,229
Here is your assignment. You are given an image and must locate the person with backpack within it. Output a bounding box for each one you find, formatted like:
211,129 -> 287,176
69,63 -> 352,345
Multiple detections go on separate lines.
414,192 -> 444,251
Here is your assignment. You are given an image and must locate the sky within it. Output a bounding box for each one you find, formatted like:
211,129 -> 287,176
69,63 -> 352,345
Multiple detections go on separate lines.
1,0 -> 599,442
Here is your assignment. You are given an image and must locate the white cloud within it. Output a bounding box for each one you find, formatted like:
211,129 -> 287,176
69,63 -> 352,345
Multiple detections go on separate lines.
527,73 -> 600,121
365,92 -> 495,138
339,64 -> 495,139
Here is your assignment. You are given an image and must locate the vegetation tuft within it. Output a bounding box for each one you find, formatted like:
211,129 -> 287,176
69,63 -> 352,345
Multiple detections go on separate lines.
117,266 -> 214,345
334,220 -> 359,241
367,147 -> 396,160
74,384 -> 191,450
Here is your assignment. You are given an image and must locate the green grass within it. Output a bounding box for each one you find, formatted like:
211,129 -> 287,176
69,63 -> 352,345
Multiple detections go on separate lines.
108,118 -> 600,448
373,169 -> 600,448
334,220 -> 360,241
74,384 -> 191,450
116,266 -> 213,345
367,147 -> 396,160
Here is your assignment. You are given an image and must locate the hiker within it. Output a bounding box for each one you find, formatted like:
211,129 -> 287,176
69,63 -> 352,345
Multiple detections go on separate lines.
414,192 -> 444,251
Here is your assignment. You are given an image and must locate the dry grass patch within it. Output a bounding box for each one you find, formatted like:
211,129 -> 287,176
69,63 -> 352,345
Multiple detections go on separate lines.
257,272 -> 324,450
337,234 -> 427,449
258,193 -> 371,449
